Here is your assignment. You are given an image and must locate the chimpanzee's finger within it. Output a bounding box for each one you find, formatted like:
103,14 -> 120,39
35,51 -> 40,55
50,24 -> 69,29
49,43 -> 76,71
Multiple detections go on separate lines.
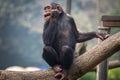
98,35 -> 104,40
104,34 -> 110,39
59,74 -> 65,80
55,72 -> 63,79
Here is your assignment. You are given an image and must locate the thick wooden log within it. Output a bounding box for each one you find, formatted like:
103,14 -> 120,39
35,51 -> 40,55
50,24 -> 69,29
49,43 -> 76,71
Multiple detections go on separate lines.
0,32 -> 120,80
68,32 -> 120,80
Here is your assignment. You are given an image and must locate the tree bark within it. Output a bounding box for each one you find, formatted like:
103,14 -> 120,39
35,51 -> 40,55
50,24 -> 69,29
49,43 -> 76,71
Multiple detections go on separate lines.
0,32 -> 120,80
69,32 -> 120,80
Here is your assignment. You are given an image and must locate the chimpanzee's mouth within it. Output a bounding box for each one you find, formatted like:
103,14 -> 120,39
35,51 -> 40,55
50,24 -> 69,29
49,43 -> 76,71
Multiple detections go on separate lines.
44,13 -> 51,17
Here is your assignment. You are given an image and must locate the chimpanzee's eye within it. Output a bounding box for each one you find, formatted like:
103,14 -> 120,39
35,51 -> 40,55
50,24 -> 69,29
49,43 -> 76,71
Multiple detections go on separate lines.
47,6 -> 51,9
44,5 -> 51,10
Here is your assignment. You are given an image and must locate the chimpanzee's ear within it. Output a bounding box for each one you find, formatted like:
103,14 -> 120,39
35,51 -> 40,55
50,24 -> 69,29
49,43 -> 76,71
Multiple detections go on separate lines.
56,5 -> 62,13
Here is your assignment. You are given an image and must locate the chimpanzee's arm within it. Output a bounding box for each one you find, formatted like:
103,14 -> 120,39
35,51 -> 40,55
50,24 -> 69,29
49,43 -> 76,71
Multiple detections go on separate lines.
77,32 -> 97,42
77,30 -> 109,42
69,17 -> 104,42
68,17 -> 79,40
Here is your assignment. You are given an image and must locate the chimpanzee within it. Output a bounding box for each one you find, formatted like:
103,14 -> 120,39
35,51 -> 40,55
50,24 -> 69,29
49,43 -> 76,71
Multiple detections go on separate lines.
42,2 -> 109,80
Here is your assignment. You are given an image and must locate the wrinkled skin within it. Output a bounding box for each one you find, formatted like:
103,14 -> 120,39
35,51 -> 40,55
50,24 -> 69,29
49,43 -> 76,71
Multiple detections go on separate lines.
44,5 -> 52,21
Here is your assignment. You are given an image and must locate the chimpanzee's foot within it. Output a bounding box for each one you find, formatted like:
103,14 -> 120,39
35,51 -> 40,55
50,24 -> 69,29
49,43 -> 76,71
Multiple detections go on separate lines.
53,65 -> 62,73
55,72 -> 63,79
55,69 -> 68,80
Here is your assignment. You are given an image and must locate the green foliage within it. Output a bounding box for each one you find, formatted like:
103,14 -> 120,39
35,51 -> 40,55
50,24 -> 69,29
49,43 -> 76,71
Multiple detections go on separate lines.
110,28 -> 120,35
108,68 -> 120,80
78,72 -> 96,80
109,52 -> 120,61
78,68 -> 120,80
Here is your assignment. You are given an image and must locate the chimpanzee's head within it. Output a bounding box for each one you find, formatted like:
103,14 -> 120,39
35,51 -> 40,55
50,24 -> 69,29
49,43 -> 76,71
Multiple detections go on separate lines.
44,2 -> 63,21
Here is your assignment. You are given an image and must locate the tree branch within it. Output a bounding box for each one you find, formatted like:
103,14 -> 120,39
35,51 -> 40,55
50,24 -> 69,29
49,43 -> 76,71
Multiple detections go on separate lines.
0,32 -> 120,80
91,60 -> 120,71
108,60 -> 120,69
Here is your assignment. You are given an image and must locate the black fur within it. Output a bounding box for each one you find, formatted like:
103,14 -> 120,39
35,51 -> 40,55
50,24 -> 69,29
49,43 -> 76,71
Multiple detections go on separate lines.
43,2 -> 98,70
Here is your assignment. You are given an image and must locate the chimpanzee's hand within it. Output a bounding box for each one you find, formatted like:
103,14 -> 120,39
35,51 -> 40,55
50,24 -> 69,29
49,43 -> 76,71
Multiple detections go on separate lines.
96,33 -> 110,41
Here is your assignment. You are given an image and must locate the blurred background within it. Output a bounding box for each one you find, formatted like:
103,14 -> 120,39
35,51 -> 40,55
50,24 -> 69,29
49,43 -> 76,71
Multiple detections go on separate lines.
0,0 -> 120,80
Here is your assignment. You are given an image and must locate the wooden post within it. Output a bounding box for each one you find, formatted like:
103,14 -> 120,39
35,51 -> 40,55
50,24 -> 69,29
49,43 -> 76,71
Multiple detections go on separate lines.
66,0 -> 71,14
96,27 -> 110,80
96,0 -> 109,79
102,15 -> 120,27
97,15 -> 120,80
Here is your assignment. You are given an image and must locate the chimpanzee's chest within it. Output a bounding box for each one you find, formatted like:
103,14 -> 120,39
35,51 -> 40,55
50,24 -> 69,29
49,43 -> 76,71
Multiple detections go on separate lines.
53,24 -> 76,51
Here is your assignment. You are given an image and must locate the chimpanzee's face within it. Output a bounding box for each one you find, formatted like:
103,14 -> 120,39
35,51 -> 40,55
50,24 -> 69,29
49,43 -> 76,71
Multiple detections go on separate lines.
44,5 -> 52,21
44,4 -> 62,21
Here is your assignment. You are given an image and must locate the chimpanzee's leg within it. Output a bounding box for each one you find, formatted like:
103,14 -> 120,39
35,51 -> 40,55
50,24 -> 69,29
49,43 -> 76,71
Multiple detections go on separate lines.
55,45 -> 73,79
60,45 -> 74,70
42,46 -> 62,73
42,46 -> 59,67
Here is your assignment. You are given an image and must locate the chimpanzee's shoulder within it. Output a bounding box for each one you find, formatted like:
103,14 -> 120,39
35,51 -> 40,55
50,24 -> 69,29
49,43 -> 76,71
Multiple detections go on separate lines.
64,13 -> 74,21
66,14 -> 73,19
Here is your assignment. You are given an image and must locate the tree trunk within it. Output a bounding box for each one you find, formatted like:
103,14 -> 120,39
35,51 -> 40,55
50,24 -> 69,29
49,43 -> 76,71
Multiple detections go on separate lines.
0,32 -> 120,80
